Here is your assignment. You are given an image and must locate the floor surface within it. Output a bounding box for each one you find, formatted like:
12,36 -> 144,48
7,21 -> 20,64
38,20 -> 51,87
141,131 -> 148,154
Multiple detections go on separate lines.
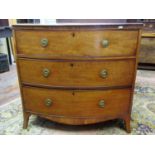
0,64 -> 20,106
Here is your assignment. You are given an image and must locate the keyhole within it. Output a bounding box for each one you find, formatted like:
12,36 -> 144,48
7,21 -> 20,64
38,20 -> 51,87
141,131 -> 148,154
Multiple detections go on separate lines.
70,63 -> 74,67
72,33 -> 75,37
72,91 -> 75,96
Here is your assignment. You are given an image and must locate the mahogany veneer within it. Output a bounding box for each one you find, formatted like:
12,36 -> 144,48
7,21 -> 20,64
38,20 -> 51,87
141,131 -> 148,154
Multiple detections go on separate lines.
13,23 -> 142,133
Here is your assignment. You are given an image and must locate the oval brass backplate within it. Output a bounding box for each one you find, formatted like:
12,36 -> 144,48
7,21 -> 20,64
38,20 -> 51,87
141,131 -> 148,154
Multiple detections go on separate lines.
98,100 -> 105,108
45,98 -> 52,107
101,39 -> 109,48
42,68 -> 51,78
100,69 -> 108,79
40,38 -> 48,47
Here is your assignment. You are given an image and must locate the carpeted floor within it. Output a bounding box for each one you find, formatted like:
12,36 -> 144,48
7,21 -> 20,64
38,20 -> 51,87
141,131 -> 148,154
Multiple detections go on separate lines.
0,70 -> 155,135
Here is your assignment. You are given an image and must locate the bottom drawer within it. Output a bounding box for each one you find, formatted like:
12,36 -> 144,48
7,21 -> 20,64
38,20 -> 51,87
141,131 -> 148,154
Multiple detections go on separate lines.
22,87 -> 132,118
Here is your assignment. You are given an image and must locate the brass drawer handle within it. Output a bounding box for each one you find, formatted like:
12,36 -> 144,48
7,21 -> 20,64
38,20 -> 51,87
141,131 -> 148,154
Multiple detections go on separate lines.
42,68 -> 51,78
45,98 -> 52,107
99,100 -> 105,108
101,39 -> 109,48
40,38 -> 48,47
100,69 -> 108,78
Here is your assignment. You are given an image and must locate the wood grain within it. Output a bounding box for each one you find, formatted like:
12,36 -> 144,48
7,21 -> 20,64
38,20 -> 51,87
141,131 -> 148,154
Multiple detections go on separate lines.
23,86 -> 132,118
15,30 -> 138,58
13,24 -> 142,132
18,59 -> 135,87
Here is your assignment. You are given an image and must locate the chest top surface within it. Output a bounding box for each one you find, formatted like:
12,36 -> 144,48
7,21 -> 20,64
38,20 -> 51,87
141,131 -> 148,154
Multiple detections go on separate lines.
13,23 -> 143,30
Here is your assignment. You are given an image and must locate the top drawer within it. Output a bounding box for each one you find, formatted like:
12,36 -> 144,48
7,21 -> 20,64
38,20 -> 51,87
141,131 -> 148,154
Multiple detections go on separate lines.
14,30 -> 139,58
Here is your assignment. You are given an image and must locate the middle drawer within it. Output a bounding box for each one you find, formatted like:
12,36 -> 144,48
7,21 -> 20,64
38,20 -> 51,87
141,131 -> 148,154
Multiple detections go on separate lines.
18,59 -> 135,87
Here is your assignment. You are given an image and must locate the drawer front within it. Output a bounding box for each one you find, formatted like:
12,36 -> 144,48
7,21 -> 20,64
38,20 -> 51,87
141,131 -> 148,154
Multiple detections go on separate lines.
23,87 -> 131,117
18,59 -> 135,87
15,30 -> 138,58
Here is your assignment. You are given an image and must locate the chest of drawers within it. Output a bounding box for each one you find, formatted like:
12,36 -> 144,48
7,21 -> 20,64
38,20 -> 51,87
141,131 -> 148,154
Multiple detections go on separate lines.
13,23 -> 142,133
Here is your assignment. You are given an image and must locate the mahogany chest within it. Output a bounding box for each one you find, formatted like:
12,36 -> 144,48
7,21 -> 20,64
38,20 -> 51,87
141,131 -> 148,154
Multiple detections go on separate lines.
13,23 -> 142,133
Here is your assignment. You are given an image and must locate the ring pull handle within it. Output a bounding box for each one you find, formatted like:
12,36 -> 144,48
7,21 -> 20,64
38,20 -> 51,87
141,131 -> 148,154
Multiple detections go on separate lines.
100,69 -> 108,79
101,39 -> 109,48
42,68 -> 51,78
45,98 -> 52,107
40,38 -> 48,47
98,100 -> 105,108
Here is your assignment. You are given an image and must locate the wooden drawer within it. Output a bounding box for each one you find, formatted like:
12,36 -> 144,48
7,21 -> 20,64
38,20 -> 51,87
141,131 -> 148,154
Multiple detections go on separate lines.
15,30 -> 138,58
18,59 -> 135,87
23,87 -> 131,118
